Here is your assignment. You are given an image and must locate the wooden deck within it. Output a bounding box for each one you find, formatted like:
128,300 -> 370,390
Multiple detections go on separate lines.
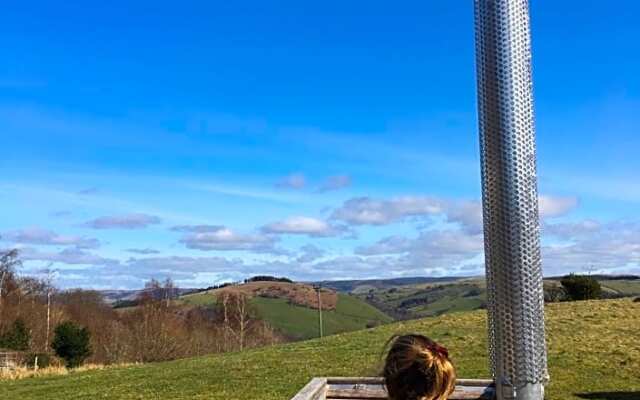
291,377 -> 495,400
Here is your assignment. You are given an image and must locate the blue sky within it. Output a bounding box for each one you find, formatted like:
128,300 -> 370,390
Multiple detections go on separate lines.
1,1 -> 639,289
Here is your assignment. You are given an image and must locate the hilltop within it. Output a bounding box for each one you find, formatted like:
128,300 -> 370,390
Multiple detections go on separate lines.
1,298 -> 638,400
183,281 -> 338,310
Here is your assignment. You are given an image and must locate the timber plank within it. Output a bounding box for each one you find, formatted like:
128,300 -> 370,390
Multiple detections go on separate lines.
293,377 -> 495,400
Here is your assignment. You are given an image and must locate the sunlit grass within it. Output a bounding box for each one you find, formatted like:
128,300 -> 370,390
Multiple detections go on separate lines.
0,299 -> 637,400
0,363 -> 138,381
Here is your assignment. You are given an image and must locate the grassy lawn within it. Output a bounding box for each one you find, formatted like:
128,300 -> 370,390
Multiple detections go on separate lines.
252,293 -> 393,339
1,299 -> 638,400
410,295 -> 485,317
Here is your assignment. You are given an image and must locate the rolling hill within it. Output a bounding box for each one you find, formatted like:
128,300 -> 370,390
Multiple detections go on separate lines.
349,276 -> 640,320
178,281 -> 393,340
1,298 -> 637,400
315,276 -> 466,293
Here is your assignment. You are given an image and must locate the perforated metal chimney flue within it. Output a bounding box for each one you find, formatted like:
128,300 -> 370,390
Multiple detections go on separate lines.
473,1 -> 548,400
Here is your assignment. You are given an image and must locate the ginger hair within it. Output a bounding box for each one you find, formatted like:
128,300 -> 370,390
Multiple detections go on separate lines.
383,334 -> 456,400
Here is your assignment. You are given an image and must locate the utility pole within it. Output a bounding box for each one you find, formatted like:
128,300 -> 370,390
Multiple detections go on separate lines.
313,284 -> 323,338
0,270 -> 6,311
46,289 -> 51,348
44,267 -> 55,352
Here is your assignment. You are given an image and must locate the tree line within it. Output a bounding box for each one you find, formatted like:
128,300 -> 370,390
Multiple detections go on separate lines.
0,250 -> 281,368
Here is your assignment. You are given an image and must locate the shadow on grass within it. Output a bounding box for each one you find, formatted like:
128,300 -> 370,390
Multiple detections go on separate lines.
576,392 -> 640,400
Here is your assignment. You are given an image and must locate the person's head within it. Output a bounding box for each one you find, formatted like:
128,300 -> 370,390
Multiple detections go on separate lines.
383,334 -> 456,400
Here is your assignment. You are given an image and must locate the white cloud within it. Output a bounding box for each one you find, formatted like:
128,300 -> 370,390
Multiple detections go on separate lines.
262,216 -> 342,237
12,218 -> 640,289
84,213 -> 162,229
543,220 -> 600,239
541,220 -> 640,275
356,229 -> 484,271
178,226 -> 279,253
539,195 -> 579,218
1,228 -> 100,249
331,196 -> 445,225
332,194 -> 578,229
445,200 -> 484,233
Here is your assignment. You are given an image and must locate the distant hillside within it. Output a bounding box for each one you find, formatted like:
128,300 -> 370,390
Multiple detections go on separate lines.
3,299 -> 637,400
354,276 -> 640,320
100,288 -> 196,304
179,281 -> 393,340
356,278 -> 487,320
315,276 -> 467,293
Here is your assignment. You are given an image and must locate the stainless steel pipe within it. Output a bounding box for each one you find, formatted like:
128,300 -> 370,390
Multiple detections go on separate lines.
473,1 -> 548,399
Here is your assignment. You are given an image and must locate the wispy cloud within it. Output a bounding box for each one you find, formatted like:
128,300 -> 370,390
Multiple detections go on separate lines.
83,214 -> 162,229
275,173 -> 306,190
50,210 -> 73,218
296,244 -> 325,263
0,182 -> 203,224
77,187 -> 100,195
170,225 -> 225,233
20,247 -> 118,266
1,228 -> 100,249
184,181 -> 300,204
317,175 -> 352,192
125,248 -> 161,255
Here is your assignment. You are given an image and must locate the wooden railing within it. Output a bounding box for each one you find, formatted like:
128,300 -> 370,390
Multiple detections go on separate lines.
291,377 -> 495,400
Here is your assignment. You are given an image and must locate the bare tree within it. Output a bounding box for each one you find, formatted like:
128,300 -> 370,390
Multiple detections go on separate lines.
219,292 -> 252,351
140,277 -> 177,307
42,267 -> 57,351
0,249 -> 21,311
162,277 -> 177,308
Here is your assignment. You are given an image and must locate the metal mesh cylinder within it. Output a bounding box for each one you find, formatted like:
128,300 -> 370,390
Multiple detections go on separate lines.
473,1 -> 548,399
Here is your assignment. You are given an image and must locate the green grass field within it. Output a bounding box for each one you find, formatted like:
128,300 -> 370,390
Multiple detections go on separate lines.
2,298 -> 638,400
600,280 -> 640,296
252,294 -> 393,340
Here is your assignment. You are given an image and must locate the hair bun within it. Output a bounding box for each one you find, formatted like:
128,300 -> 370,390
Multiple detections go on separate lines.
428,343 -> 449,359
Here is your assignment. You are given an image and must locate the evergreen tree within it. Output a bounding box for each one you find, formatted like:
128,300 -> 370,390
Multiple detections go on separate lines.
0,318 -> 30,351
560,274 -> 602,301
51,321 -> 92,368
